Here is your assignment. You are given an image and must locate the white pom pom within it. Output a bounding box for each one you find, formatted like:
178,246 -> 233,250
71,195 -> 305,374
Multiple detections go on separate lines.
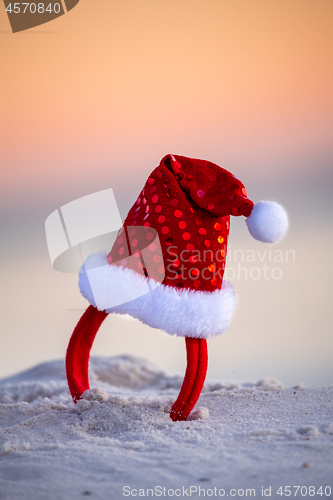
246,201 -> 288,243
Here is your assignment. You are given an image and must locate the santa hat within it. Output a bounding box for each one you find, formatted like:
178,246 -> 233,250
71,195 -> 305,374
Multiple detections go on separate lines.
66,154 -> 288,420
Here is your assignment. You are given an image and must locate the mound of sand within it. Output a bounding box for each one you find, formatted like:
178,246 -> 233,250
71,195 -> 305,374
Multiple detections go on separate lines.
0,356 -> 332,499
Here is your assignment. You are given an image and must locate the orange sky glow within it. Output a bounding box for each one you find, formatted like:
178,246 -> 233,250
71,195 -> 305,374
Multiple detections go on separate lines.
1,0 -> 332,204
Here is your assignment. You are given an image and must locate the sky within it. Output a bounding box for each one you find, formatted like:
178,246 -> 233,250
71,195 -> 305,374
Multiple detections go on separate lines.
0,0 -> 332,385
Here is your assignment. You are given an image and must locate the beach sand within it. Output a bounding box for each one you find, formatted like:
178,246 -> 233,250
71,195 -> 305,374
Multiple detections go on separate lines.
0,356 -> 332,499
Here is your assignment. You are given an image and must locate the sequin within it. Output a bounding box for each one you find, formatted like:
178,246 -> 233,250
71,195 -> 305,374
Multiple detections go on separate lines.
145,205 -> 150,213
189,255 -> 198,264
174,210 -> 182,218
205,250 -> 213,261
232,207 -> 239,216
178,221 -> 187,229
158,215 -> 165,223
155,205 -> 162,213
186,244 -> 194,252
146,232 -> 154,241
143,197 -> 147,204
132,212 -> 139,219
134,206 -> 141,212
108,256 -> 113,263
208,202 -> 215,210
129,228 -> 136,236
220,186 -> 227,194
153,255 -> 161,263
165,238 -> 174,246
119,247 -> 124,255
149,186 -> 157,194
210,278 -> 218,287
158,266 -> 165,274
182,232 -> 191,241
198,228 -> 207,236
220,249 -> 225,257
134,251 -> 141,258
191,268 -> 200,278
190,205 -> 198,213
194,217 -> 202,225
117,237 -> 123,244
173,259 -> 180,268
242,187 -> 247,196
229,193 -> 237,201
208,264 -> 215,273
166,189 -> 174,198
149,243 -> 157,251
214,223 -> 222,231
217,235 -> 224,244
136,198 -> 141,205
143,214 -> 149,221
121,259 -> 127,266
193,280 -> 201,289
143,222 -> 150,227
148,178 -> 155,185
209,174 -> 217,182
176,172 -> 185,181
204,240 -> 210,248
197,190 -> 205,198
226,221 -> 229,230
156,170 -> 163,178
152,195 -> 159,203
161,226 -> 169,234
137,262 -> 143,270
131,239 -> 138,247
168,247 -> 177,256
131,221 -> 137,225
170,199 -> 178,207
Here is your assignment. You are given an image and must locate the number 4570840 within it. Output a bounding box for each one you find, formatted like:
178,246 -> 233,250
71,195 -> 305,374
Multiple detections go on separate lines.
277,486 -> 331,496
6,3 -> 61,14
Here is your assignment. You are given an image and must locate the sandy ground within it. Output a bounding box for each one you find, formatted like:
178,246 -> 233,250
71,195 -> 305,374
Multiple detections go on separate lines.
0,356 -> 332,500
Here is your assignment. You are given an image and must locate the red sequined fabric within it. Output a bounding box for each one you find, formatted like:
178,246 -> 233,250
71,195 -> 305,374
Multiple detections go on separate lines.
108,154 -> 254,292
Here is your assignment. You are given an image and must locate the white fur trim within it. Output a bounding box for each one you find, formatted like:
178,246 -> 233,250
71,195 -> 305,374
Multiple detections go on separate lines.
246,201 -> 288,243
79,253 -> 236,339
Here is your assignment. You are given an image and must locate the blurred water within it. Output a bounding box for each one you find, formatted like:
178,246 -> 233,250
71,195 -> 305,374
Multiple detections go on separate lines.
0,167 -> 332,387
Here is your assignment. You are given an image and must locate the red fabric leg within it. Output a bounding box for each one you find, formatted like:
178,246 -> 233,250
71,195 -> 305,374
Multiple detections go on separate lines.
66,305 -> 108,402
170,337 -> 208,422
176,339 -> 208,421
170,337 -> 199,421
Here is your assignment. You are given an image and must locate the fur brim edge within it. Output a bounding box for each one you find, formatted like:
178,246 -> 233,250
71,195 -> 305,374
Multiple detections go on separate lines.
78,252 -> 236,339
